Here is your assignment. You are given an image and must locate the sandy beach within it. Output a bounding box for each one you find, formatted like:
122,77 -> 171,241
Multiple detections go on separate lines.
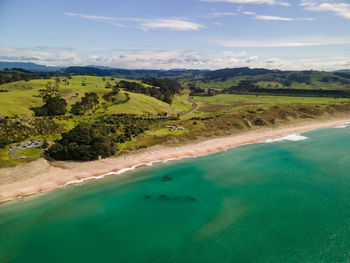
1,115 -> 349,204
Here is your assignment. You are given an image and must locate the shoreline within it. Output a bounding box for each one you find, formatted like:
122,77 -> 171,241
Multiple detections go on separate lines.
1,116 -> 349,205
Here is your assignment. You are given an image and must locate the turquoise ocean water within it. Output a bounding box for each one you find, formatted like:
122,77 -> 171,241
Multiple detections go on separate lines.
1,125 -> 350,263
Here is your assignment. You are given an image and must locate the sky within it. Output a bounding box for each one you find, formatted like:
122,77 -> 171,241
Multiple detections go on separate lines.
0,0 -> 349,70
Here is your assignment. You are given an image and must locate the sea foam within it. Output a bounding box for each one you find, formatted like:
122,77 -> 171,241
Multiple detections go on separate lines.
63,158 -> 184,187
335,122 -> 350,129
264,133 -> 309,143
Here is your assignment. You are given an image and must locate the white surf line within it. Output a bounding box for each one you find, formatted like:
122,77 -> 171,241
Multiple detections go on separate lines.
263,133 -> 309,143
63,157 -> 186,187
335,122 -> 350,128
0,157 -> 192,204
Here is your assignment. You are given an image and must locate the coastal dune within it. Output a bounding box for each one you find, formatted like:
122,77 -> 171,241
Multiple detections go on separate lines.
1,116 -> 349,204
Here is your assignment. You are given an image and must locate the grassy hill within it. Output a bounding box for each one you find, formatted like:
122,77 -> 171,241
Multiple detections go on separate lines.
106,92 -> 171,115
1,70 -> 350,166
0,75 -> 175,117
182,68 -> 350,93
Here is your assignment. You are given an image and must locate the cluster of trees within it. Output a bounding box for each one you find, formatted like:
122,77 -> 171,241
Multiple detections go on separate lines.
228,80 -> 259,92
203,67 -> 275,81
48,123 -> 117,161
32,81 -> 68,116
116,80 -> 170,103
226,79 -> 350,97
102,85 -> 128,104
95,115 -> 154,143
285,73 -> 311,84
48,115 -> 165,161
142,77 -> 182,103
0,118 -> 63,148
321,75 -> 350,85
0,69 -> 52,84
334,72 -> 350,80
112,78 -> 181,104
188,84 -> 216,96
71,92 -> 99,115
115,124 -> 147,143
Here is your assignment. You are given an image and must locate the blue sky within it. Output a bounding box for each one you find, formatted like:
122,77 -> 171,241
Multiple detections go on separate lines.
0,0 -> 349,70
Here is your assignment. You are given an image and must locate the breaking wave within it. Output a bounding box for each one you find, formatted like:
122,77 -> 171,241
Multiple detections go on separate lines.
264,133 -> 309,143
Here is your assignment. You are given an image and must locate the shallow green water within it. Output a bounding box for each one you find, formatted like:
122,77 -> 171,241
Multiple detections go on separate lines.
1,125 -> 350,263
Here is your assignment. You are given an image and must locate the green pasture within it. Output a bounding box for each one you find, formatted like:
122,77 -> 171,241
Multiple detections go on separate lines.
183,94 -> 350,119
15,148 -> 43,157
107,92 -> 172,115
0,75 -> 183,117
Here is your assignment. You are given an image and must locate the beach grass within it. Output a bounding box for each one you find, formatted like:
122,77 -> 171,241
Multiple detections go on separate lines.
146,128 -> 189,136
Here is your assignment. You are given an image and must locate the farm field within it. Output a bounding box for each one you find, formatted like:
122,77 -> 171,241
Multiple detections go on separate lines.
187,70 -> 350,91
183,94 -> 350,119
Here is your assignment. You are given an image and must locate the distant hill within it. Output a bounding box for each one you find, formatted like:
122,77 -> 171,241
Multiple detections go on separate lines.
335,69 -> 350,73
203,67 -> 279,80
0,62 -> 62,72
59,66 -> 208,79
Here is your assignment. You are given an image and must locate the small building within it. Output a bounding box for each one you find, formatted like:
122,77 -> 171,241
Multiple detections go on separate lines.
166,125 -> 184,131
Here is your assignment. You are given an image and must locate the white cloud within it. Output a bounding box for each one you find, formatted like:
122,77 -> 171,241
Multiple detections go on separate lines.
221,51 -> 247,56
64,12 -> 114,21
254,15 -> 314,21
246,56 -> 258,62
1,46 -> 348,71
241,10 -> 314,21
0,46 -> 257,70
255,15 -> 294,20
263,56 -> 350,71
242,11 -> 256,15
200,0 -> 290,6
217,36 -> 350,47
300,1 -> 350,19
64,12 -> 205,31
140,19 -> 205,31
0,46 -> 84,65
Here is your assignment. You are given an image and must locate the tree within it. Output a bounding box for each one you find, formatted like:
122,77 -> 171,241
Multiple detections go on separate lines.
39,81 -> 60,102
48,123 -> 117,161
105,81 -> 112,89
42,96 -> 67,116
103,86 -> 120,102
33,81 -> 67,116
71,92 -> 99,115
43,138 -> 49,148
